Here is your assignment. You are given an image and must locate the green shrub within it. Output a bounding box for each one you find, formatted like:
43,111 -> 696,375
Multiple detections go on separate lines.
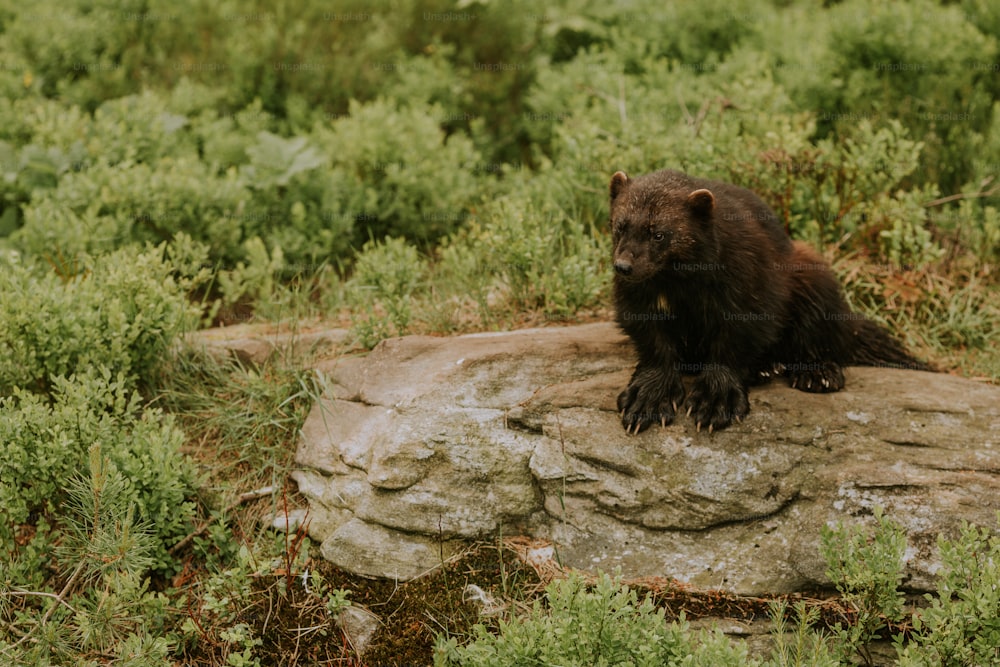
240,130 -> 354,269
762,600 -> 839,667
88,91 -> 196,165
0,0 -> 142,107
190,99 -> 273,171
0,138 -> 87,236
820,506 -> 907,665
434,571 -> 750,666
313,97 -> 483,244
779,0 -> 998,193
426,0 -> 542,165
347,236 -> 427,348
203,0 -> 404,118
4,90 -> 198,172
14,157 -> 250,262
933,198 -> 1000,266
727,118 -> 929,249
440,193 -> 605,320
10,105 -> 353,271
649,0 -> 768,65
2,442 -> 180,666
0,245 -> 196,394
216,236 -> 286,309
0,369 -> 196,575
896,519 -> 1000,666
814,121 -> 926,245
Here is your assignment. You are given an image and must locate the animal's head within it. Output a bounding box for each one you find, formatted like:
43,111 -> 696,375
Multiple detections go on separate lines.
609,170 -> 715,283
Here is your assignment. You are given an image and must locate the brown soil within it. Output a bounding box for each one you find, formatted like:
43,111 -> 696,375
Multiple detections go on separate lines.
253,540 -> 545,666
178,535 -> 914,666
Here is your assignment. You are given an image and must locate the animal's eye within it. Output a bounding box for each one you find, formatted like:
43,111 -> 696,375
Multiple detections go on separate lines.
652,231 -> 665,242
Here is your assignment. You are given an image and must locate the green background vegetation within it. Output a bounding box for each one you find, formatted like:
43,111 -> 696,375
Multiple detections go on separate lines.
0,0 -> 997,664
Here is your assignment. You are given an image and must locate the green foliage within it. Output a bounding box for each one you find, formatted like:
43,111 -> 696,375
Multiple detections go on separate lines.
797,120 -> 927,249
0,0 -> 993,363
0,0 -> 145,107
243,131 -> 326,189
932,197 -> 1000,267
1,444 -> 179,665
820,506 -> 907,665
217,236 -> 286,307
314,98 -> 483,243
238,129 -> 353,268
761,600 -> 839,667
58,444 -> 156,586
435,520 -> 1000,665
90,91 -> 197,164
0,245 -> 196,394
440,193 -> 606,321
0,369 -> 197,574
347,236 -> 428,348
872,187 -> 944,267
896,519 -> 1000,666
14,157 -> 250,262
814,0 -> 997,193
0,137 -> 88,227
434,571 -> 750,666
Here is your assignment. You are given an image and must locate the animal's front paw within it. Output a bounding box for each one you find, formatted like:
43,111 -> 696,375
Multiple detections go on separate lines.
617,367 -> 685,435
787,361 -> 844,393
685,371 -> 750,432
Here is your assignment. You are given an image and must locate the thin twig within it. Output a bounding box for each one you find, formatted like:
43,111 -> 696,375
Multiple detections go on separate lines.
924,177 -> 1000,207
4,590 -> 80,616
45,560 -> 86,623
10,560 -> 87,650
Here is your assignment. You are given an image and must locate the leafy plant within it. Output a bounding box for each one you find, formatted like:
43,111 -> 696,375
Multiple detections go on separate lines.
815,0 -> 998,193
0,368 -> 197,573
434,571 -> 750,666
896,519 -> 1000,666
0,245 -> 196,394
347,236 -> 427,348
217,236 -> 285,309
242,131 -> 326,189
762,600 -> 839,667
2,444 -> 177,665
313,97 -> 483,244
439,192 -> 606,322
820,506 -> 907,665
239,129 -> 352,270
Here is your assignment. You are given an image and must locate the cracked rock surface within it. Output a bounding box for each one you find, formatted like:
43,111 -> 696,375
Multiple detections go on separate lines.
292,323 -> 1000,594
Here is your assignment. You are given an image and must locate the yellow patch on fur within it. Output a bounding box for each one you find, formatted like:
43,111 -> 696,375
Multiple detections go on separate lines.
657,293 -> 670,312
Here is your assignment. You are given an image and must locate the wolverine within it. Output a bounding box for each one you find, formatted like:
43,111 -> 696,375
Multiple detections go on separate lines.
609,169 -> 930,433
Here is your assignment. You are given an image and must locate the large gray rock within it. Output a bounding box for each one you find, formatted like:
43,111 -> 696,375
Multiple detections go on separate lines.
292,323 -> 1000,594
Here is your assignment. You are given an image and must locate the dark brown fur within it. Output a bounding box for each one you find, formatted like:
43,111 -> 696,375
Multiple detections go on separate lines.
610,169 -> 931,433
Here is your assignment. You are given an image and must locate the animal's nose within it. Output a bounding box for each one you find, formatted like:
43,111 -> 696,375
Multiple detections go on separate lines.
613,260 -> 632,276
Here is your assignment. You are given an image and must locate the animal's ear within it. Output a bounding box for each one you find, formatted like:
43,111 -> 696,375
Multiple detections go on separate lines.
610,171 -> 629,202
686,188 -> 715,217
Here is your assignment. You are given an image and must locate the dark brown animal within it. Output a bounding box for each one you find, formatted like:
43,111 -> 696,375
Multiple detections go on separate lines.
610,169 -> 930,433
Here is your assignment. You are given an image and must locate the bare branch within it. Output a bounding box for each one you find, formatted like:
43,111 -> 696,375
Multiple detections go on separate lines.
924,177 -> 1000,208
